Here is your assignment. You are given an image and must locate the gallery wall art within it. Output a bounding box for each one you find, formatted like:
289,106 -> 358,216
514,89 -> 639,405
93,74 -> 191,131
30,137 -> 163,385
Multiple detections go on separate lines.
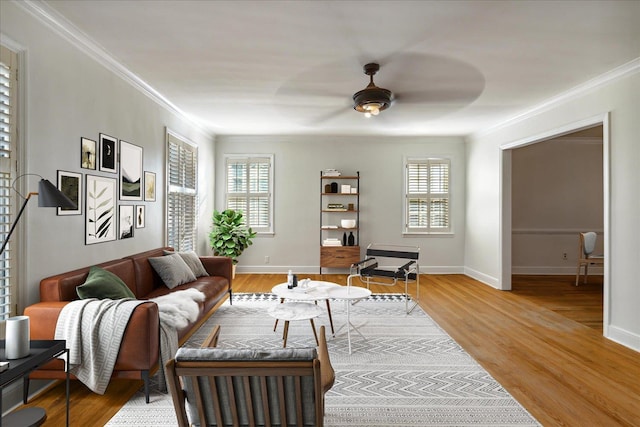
57,170 -> 82,216
80,137 -> 96,170
120,140 -> 143,201
85,174 -> 117,245
99,133 -> 118,173
119,205 -> 135,239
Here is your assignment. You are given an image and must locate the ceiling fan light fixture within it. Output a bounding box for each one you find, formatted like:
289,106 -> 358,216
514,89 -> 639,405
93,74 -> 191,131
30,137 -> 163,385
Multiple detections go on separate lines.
353,63 -> 392,117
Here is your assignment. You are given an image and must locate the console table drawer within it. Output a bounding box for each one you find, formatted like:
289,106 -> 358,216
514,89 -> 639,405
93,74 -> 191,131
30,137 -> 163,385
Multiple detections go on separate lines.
320,246 -> 361,267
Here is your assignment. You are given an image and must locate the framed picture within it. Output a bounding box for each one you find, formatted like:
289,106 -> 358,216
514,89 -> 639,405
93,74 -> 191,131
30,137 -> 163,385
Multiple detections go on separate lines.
56,170 -> 82,216
85,174 -> 117,245
80,137 -> 96,170
135,205 -> 145,228
120,140 -> 143,201
99,133 -> 118,173
144,171 -> 156,202
118,205 -> 135,239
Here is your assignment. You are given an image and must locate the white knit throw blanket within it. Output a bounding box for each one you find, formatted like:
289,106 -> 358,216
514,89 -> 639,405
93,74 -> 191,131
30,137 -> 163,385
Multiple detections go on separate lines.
55,289 -> 206,394
55,298 -> 146,394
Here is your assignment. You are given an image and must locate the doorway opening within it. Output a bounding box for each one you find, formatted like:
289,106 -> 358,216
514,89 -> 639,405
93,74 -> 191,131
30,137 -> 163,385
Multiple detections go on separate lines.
500,115 -> 609,334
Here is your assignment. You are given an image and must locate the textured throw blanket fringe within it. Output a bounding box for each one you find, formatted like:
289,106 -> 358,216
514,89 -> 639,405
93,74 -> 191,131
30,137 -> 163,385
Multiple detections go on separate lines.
55,298 -> 146,394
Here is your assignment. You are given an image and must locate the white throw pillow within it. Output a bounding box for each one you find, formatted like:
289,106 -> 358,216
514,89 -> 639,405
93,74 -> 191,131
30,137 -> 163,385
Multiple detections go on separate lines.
149,253 -> 197,289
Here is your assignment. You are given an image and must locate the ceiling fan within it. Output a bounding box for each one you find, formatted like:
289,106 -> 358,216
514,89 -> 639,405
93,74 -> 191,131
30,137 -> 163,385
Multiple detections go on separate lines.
352,63 -> 392,118
273,53 -> 485,127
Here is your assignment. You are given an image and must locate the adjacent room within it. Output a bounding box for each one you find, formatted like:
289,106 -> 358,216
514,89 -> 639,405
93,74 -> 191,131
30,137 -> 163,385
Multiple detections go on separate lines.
1,1 -> 639,426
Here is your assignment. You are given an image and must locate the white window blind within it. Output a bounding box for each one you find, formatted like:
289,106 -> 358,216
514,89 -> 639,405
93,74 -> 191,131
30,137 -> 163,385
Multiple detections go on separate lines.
1,45 -> 18,320
166,131 -> 197,251
225,155 -> 273,233
404,158 -> 451,234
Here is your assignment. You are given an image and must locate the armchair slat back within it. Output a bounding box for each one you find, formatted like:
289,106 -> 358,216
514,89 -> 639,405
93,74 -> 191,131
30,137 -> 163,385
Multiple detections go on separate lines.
166,352 -> 324,427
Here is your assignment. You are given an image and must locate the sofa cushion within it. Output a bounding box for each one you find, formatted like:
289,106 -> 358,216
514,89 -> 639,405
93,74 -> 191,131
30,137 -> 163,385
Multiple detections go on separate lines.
163,250 -> 209,277
76,266 -> 136,300
148,253 -> 197,289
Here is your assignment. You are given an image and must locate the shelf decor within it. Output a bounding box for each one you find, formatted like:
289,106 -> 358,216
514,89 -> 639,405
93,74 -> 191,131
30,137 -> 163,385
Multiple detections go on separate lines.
320,171 -> 360,272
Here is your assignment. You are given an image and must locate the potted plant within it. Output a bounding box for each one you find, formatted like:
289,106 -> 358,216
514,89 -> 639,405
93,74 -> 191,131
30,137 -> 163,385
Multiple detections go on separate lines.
209,209 -> 256,275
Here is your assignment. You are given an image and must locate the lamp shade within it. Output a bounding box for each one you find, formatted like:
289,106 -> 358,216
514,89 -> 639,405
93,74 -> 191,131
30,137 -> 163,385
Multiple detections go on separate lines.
38,179 -> 77,209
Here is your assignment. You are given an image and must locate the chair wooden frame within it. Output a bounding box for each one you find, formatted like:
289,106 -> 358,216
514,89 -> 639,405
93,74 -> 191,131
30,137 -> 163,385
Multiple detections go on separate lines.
166,326 -> 333,427
350,243 -> 420,314
575,232 -> 604,286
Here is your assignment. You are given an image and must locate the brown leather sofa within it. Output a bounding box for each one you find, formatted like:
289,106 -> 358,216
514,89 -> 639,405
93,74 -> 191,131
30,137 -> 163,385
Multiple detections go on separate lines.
23,247 -> 233,403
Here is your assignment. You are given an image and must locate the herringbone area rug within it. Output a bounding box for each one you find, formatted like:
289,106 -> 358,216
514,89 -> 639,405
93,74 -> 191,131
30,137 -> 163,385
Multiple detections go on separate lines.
106,293 -> 540,426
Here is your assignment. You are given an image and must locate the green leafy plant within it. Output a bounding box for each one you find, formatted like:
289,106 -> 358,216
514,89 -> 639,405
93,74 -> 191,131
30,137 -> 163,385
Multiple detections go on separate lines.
209,209 -> 257,264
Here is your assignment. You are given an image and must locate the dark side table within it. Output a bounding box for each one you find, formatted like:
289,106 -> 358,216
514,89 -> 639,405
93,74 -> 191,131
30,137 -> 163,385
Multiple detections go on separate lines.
1,340 -> 69,427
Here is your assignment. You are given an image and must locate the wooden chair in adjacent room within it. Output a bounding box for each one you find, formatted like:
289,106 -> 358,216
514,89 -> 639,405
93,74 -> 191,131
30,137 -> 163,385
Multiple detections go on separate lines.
575,231 -> 604,286
165,325 -> 335,427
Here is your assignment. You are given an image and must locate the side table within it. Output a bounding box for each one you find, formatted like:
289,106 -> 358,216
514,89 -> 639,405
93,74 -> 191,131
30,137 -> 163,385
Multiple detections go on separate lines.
271,281 -> 340,335
328,285 -> 372,354
267,302 -> 324,347
1,340 -> 69,427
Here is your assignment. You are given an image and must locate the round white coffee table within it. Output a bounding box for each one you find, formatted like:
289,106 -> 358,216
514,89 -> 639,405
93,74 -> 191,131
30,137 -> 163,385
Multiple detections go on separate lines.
267,302 -> 324,347
271,281 -> 340,335
328,285 -> 372,354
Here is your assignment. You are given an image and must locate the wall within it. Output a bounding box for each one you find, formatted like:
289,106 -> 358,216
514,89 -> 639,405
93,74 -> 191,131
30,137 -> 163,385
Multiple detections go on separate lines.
466,70 -> 640,350
0,2 -> 216,314
511,135 -> 604,274
214,135 -> 466,274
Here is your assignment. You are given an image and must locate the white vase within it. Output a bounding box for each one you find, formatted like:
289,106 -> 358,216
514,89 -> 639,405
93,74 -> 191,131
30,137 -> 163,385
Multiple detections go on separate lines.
5,315 -> 30,359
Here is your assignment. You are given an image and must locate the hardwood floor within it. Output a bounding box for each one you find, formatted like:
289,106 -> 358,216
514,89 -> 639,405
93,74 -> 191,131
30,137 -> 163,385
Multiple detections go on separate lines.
13,273 -> 640,426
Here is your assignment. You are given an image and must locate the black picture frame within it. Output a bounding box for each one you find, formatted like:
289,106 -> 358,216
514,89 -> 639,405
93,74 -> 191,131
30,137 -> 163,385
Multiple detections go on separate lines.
144,171 -> 156,202
99,133 -> 118,173
119,205 -> 135,239
119,140 -> 143,201
80,137 -> 96,170
56,170 -> 82,216
135,205 -> 145,228
85,174 -> 117,245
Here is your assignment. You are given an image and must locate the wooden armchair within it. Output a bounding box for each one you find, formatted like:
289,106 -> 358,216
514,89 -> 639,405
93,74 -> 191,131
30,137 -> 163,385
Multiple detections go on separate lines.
165,325 -> 334,427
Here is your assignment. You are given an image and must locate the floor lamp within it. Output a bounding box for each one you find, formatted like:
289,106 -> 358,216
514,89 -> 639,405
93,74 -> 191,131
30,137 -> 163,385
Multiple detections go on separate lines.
0,174 -> 77,255
1,174 -> 76,426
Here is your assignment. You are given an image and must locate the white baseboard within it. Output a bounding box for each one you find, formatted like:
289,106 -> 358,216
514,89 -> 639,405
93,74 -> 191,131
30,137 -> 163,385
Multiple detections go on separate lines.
463,267 -> 499,288
512,266 -> 604,276
606,325 -> 640,352
236,265 -> 465,275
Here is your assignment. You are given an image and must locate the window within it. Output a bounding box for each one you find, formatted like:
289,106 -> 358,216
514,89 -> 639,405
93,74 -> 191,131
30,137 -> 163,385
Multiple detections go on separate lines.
224,155 -> 273,233
1,45 -> 18,320
404,158 -> 451,234
166,130 -> 198,251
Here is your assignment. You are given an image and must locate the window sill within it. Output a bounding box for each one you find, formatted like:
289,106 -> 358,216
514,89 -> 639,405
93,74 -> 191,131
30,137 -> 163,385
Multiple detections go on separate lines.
402,232 -> 454,237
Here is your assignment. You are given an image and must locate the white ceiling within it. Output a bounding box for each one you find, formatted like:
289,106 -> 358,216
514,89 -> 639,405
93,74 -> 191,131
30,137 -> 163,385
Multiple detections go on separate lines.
41,0 -> 640,136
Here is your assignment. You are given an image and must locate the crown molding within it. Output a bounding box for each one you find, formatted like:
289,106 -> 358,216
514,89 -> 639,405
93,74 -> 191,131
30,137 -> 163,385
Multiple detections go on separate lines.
14,0 -> 214,139
471,57 -> 640,140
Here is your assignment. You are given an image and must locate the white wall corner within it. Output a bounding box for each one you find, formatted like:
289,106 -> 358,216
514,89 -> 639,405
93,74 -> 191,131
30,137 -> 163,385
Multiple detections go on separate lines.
463,267 -> 499,289
606,325 -> 640,353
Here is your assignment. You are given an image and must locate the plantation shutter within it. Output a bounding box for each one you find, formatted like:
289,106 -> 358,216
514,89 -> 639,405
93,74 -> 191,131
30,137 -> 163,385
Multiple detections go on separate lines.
405,158 -> 451,233
166,131 -> 197,251
0,45 -> 17,319
225,155 -> 273,233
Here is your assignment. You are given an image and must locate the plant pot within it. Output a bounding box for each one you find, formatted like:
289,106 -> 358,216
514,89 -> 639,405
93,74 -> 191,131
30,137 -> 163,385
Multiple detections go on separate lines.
232,264 -> 237,279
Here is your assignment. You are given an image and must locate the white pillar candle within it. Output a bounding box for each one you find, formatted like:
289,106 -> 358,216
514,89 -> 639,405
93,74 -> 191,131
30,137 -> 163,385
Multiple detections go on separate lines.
5,315 -> 30,359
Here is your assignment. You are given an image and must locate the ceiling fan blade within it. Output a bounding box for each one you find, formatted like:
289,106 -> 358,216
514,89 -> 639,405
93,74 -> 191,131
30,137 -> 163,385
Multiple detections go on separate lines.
305,105 -> 352,126
394,88 -> 483,105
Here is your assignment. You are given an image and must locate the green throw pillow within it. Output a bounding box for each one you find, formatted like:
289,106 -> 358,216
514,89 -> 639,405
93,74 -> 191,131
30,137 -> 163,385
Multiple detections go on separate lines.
76,266 -> 136,300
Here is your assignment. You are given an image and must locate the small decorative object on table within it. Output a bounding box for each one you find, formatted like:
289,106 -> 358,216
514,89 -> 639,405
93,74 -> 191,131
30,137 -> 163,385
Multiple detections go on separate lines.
348,231 -> 355,246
